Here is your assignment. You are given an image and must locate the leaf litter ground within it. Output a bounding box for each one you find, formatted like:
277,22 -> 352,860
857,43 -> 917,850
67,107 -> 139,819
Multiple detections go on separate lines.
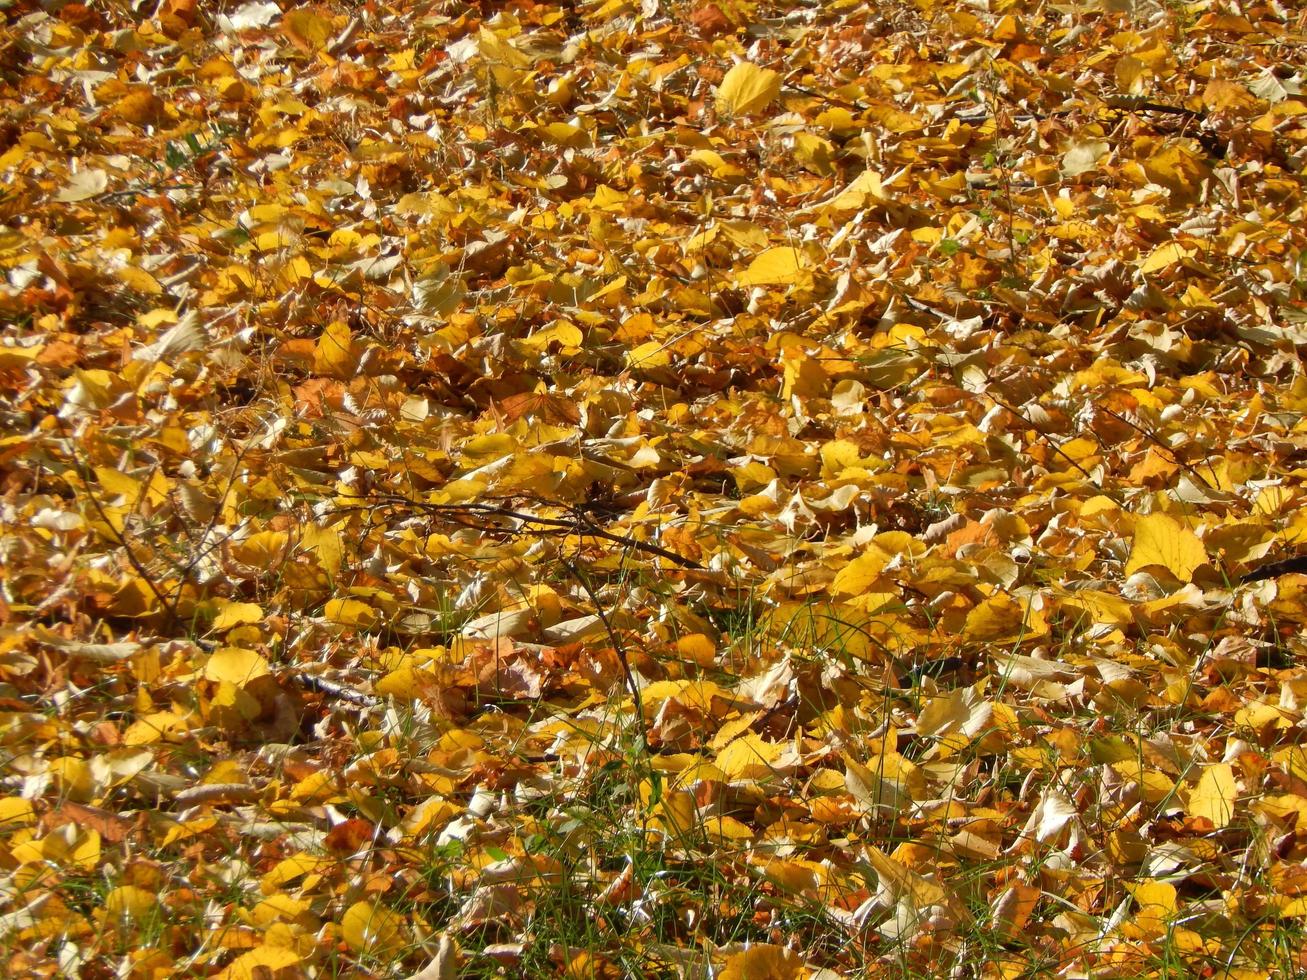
2,0 -> 1307,976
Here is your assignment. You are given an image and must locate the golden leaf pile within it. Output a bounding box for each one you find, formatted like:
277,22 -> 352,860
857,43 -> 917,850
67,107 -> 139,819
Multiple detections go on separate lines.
2,0 -> 1307,976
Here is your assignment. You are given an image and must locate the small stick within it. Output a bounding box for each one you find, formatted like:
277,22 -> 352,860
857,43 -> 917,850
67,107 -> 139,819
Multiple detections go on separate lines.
1096,405 -> 1215,490
336,492 -> 705,570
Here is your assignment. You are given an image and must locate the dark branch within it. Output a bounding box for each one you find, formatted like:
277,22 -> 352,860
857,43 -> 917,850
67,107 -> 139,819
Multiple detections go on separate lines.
334,492 -> 705,570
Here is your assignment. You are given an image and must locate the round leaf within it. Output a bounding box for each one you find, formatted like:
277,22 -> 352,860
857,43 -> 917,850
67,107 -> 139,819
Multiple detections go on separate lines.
715,61 -> 781,116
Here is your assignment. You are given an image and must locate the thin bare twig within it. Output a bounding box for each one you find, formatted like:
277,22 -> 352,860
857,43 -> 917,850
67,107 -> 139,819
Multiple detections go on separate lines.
1096,405 -> 1215,490
981,392 -> 1097,481
334,492 -> 705,570
556,552 -> 651,754
291,672 -> 378,707
57,419 -> 182,630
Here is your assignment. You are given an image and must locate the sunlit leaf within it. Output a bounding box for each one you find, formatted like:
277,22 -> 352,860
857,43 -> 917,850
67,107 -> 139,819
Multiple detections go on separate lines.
56,169 -> 107,202
1125,513 -> 1208,582
715,733 -> 784,780
737,246 -> 805,287
104,885 -> 158,920
716,61 -> 781,116
314,320 -> 358,378
341,900 -> 404,954
204,647 -> 271,686
283,9 -> 333,51
214,946 -> 302,980
719,944 -> 802,980
1061,139 -> 1109,177
1189,763 -> 1237,828
211,601 -> 263,632
324,597 -> 380,629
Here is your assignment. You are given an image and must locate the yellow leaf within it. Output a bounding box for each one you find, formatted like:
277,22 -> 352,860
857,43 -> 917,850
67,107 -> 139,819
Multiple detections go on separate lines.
675,633 -> 717,668
376,665 -> 437,699
965,593 -> 1048,641
820,439 -> 875,477
719,944 -> 801,980
95,467 -> 148,506
915,689 -> 973,739
653,789 -> 698,836
843,752 -> 914,811
873,530 -> 927,558
215,945 -> 302,980
210,681 -> 262,728
792,132 -> 835,175
211,602 -> 263,632
591,185 -> 628,209
0,797 -> 36,830
643,679 -> 729,714
123,710 -> 189,745
1125,513 -> 1207,582
715,733 -> 783,780
522,321 -> 584,353
1125,879 -> 1177,914
204,647 -> 271,686
702,815 -> 755,840
283,9 -> 334,52
401,797 -> 458,837
1189,763 -> 1237,828
314,320 -> 358,378
832,533 -> 925,596
990,883 -> 1041,941
1061,138 -> 1109,177
161,816 -> 218,848
716,61 -> 782,116
833,550 -> 887,596
687,148 -> 744,178
324,597 -> 379,629
750,856 -> 823,895
229,530 -> 291,569
1143,143 -> 1210,200
262,852 -> 330,892
1139,242 -> 1193,274
535,122 -> 589,148
781,351 -> 826,400
626,340 -> 671,370
1058,589 -> 1133,627
70,828 -> 100,870
820,169 -> 884,212
49,756 -> 96,801
737,246 -> 805,287
301,523 -> 344,574
477,26 -> 532,68
65,368 -> 119,411
105,885 -> 158,920
113,89 -> 166,126
864,846 -> 948,909
1202,78 -> 1256,112
0,343 -> 43,369
116,264 -> 163,295
289,770 -> 339,803
1123,879 -> 1177,938
341,900 -> 404,954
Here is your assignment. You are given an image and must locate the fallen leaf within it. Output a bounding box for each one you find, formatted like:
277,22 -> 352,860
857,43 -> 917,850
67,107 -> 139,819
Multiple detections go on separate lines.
1125,513 -> 1208,582
56,169 -> 108,202
341,900 -> 405,953
1188,763 -> 1237,828
716,61 -> 782,116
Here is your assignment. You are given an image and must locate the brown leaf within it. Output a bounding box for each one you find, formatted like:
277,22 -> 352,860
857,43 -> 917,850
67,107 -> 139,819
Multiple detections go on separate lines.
689,3 -> 733,37
324,818 -> 376,854
42,801 -> 136,843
